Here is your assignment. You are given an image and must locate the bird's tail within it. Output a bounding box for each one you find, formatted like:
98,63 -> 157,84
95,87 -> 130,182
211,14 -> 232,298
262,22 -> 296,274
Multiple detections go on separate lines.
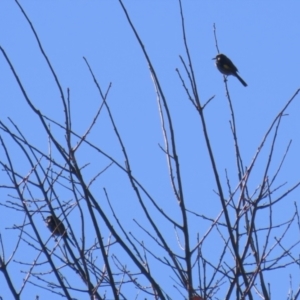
235,73 -> 247,87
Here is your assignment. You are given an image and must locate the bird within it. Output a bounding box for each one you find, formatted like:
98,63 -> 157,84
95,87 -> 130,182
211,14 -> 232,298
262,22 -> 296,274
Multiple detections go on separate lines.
213,53 -> 247,87
45,215 -> 74,246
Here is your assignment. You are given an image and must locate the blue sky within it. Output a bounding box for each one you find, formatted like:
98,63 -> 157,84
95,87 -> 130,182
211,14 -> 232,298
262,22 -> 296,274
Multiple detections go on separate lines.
1,1 -> 300,299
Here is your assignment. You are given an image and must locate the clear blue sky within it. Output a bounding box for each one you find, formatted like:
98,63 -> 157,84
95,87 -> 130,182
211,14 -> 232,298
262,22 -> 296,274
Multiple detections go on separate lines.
1,1 -> 300,299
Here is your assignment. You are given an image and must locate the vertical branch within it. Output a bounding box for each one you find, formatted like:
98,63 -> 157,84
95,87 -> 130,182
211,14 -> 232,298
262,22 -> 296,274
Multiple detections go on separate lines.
118,0 -> 192,296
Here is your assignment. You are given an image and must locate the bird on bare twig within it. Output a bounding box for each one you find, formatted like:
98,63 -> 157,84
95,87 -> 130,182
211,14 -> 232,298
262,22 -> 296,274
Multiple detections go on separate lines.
213,53 -> 247,87
45,215 -> 75,246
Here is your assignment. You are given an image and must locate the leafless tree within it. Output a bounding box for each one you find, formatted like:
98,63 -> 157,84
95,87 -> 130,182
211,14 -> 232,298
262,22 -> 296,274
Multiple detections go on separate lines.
1,1 -> 300,300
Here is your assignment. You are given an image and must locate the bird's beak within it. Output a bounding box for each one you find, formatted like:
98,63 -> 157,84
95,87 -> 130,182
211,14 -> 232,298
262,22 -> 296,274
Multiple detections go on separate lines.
212,57 -> 216,60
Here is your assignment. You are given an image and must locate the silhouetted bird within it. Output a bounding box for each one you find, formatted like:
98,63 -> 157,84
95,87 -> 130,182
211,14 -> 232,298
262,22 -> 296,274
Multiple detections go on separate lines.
45,215 -> 74,246
213,53 -> 247,87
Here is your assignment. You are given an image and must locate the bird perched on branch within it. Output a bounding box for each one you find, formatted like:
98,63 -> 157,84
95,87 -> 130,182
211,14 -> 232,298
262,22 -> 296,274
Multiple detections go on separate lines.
45,215 -> 74,246
213,53 -> 247,87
